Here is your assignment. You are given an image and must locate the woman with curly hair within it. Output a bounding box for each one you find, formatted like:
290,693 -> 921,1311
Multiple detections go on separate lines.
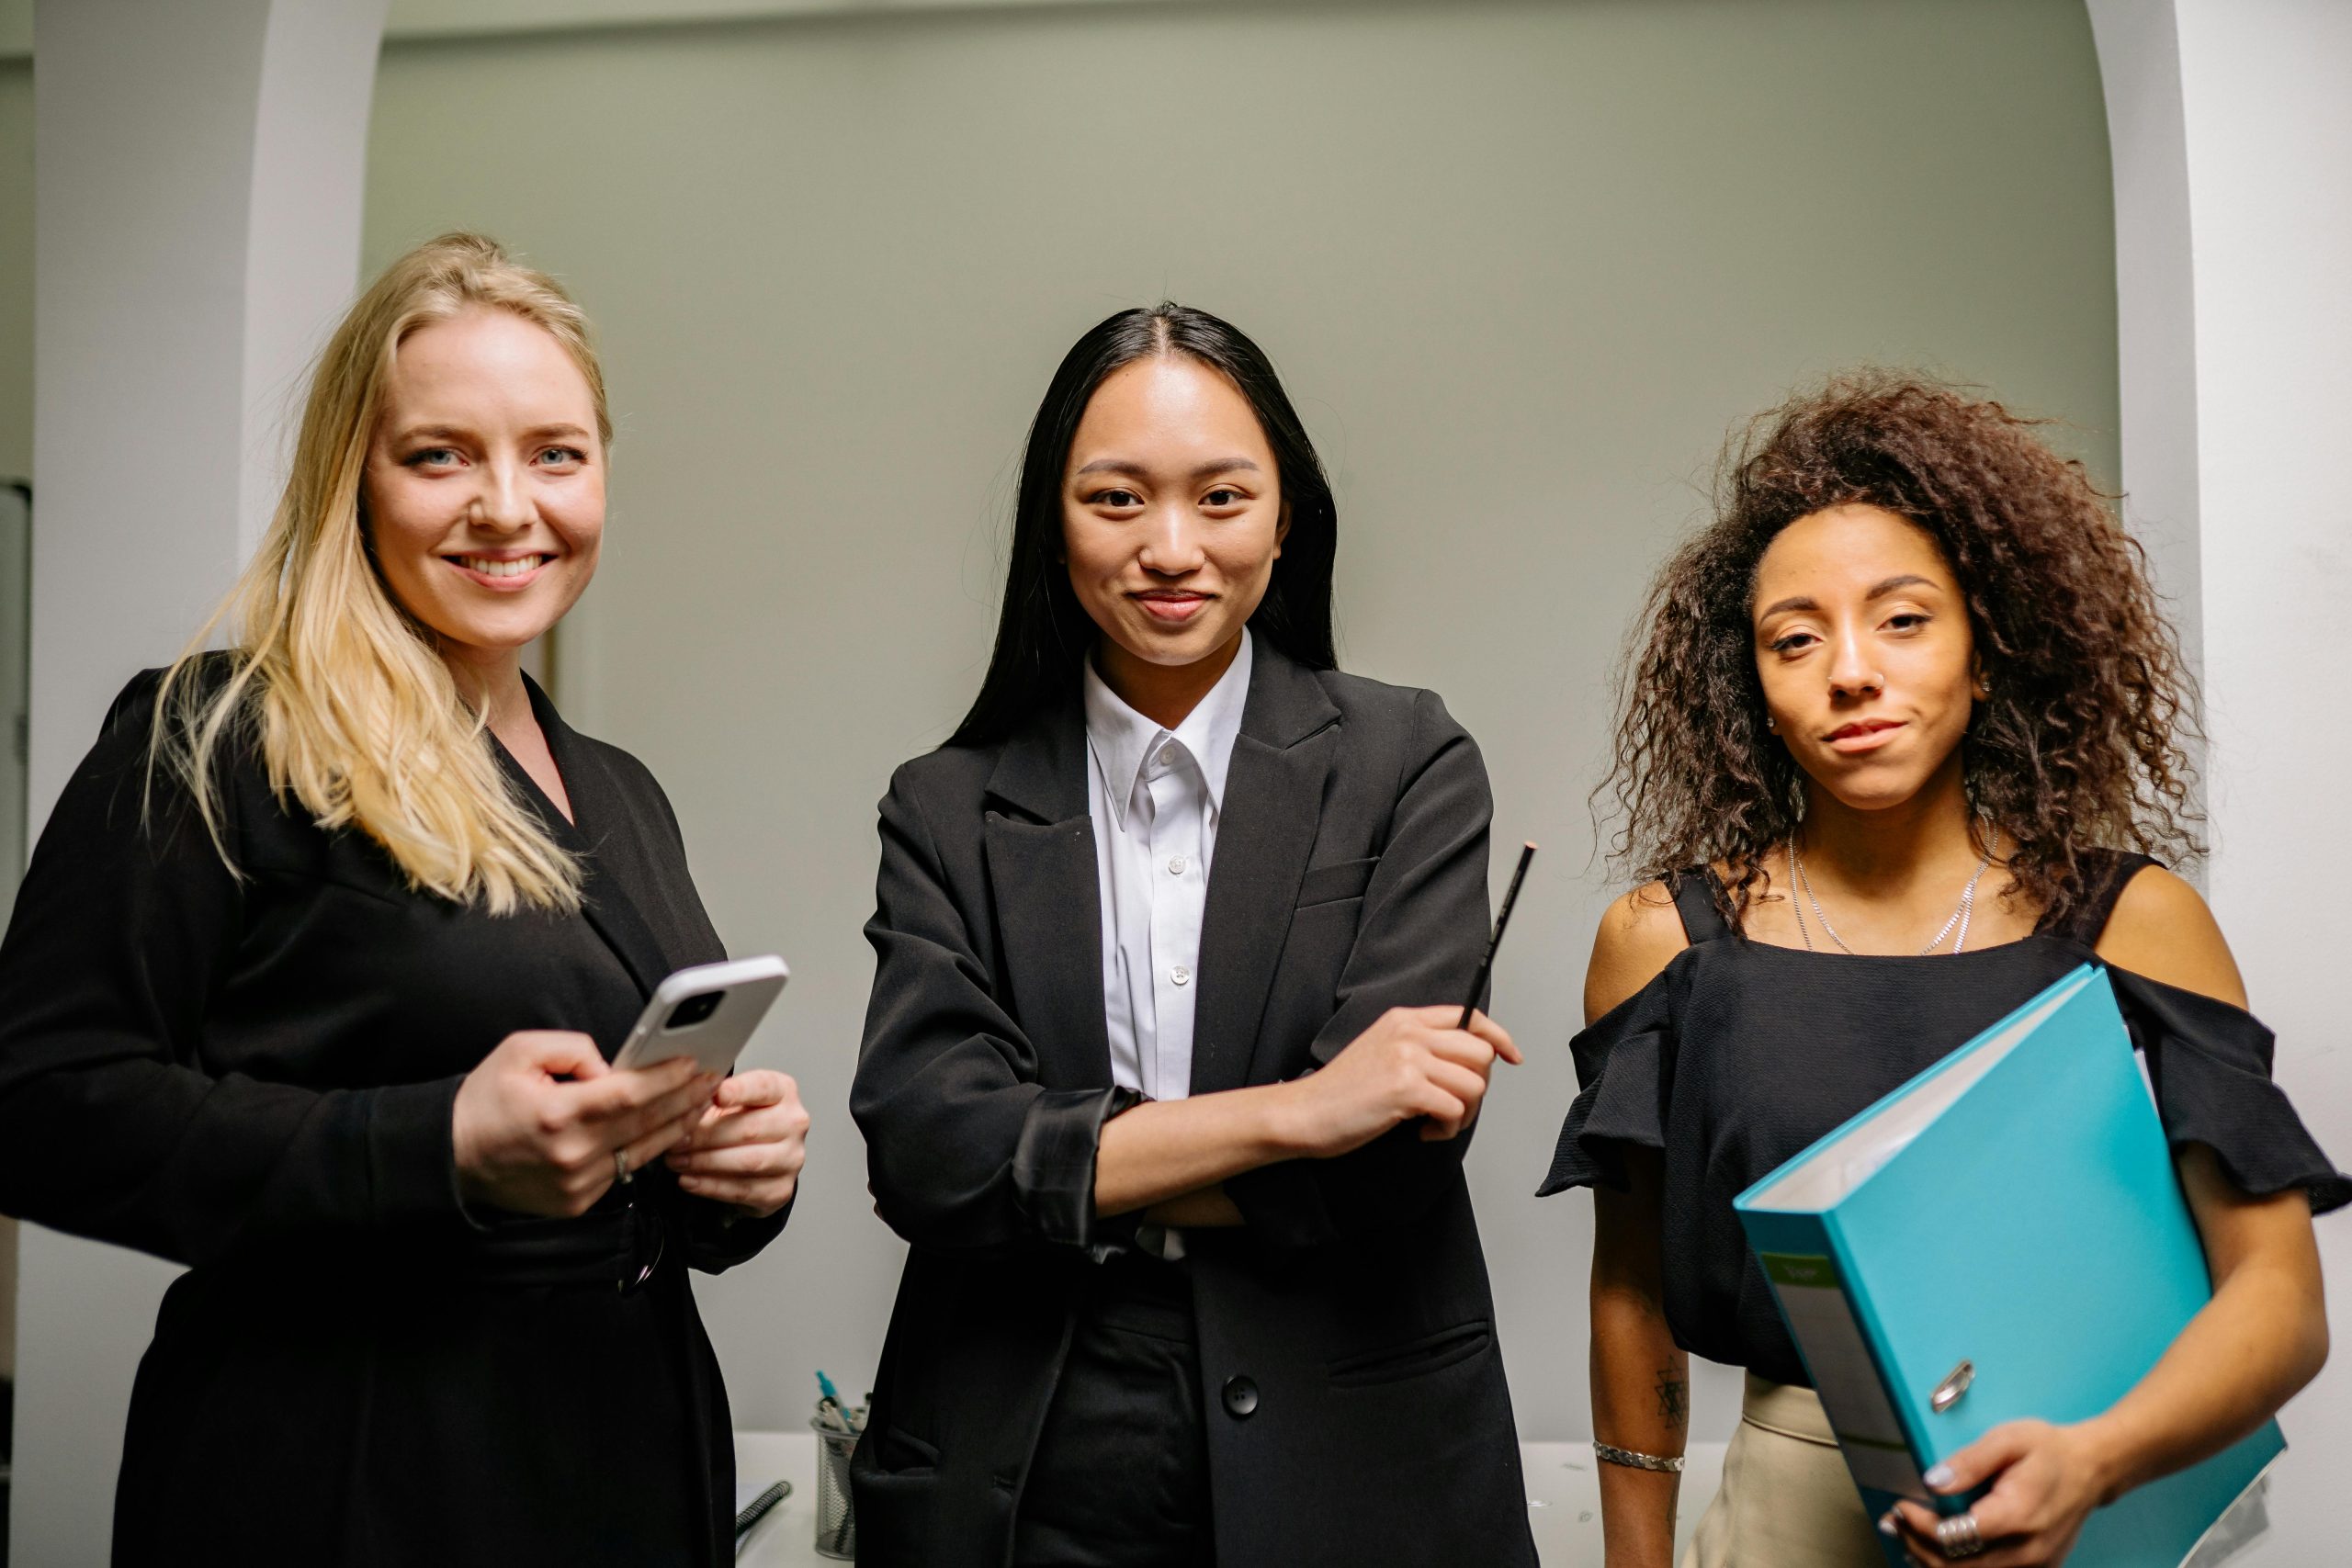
1540,376 -> 2345,1568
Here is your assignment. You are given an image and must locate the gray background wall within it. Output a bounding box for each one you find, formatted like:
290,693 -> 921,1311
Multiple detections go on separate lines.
357,0 -> 2121,1442
0,50 -> 25,483
0,41 -> 29,1387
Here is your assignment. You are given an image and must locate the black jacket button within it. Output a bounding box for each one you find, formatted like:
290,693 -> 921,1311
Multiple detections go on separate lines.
1221,1376 -> 1259,1419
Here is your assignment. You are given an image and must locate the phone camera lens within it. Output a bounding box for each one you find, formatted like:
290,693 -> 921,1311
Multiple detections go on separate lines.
666,992 -> 724,1030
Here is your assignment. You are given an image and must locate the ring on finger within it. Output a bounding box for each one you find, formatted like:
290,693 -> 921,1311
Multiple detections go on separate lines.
614,1147 -> 632,1186
1935,1512 -> 1986,1559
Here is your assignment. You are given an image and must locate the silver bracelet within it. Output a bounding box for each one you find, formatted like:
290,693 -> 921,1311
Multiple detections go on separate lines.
1594,1440 -> 1684,1473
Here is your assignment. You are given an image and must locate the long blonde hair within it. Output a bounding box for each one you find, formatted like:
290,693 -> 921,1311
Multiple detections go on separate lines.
155,232 -> 611,914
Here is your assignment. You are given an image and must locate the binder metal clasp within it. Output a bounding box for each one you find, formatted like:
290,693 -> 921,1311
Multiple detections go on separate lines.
1929,1359 -> 1975,1414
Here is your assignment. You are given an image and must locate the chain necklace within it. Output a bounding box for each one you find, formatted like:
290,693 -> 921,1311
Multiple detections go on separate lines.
1789,833 -> 1994,956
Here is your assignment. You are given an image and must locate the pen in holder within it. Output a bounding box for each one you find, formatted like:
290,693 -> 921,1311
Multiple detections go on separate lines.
811,1371 -> 866,1561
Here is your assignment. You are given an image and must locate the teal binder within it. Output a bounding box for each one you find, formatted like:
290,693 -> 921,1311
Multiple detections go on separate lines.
1735,964 -> 2281,1568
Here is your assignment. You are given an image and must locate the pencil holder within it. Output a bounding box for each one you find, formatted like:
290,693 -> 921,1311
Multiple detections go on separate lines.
809,1416 -> 860,1560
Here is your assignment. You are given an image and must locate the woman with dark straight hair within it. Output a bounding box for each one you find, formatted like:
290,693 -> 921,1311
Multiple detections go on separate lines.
948,305 -> 1338,745
852,303 -> 1537,1568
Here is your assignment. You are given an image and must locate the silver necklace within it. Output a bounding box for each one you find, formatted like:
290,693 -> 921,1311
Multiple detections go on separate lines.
1788,835 -> 1994,956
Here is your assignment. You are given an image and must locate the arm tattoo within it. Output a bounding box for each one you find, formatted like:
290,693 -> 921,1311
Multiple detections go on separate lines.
1655,1367 -> 1688,1430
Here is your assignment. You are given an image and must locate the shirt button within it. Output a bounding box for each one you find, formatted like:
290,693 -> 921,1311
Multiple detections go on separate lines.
1168,855 -> 1187,875
1158,745 -> 1180,767
1170,965 -> 1191,987
1222,1376 -> 1259,1419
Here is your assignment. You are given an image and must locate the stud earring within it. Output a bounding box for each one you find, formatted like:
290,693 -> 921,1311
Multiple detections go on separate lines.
1764,714 -> 1778,733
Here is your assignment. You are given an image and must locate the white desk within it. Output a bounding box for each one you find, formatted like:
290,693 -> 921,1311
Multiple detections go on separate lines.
731,1431 -> 1729,1565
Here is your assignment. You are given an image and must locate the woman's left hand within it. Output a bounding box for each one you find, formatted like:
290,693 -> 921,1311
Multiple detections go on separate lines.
1885,1419 -> 2110,1567
663,1069 -> 810,1219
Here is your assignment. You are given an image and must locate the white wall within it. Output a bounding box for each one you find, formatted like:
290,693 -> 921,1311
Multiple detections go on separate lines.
0,22 -> 28,1404
2086,0 -> 2202,686
22,0 -> 277,1543
363,0 -> 2120,1446
17,3 -> 386,1559
2106,3 -> 2352,1560
0,49 -> 24,481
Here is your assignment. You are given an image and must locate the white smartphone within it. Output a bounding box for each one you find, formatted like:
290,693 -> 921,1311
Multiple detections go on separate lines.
610,955 -> 789,1075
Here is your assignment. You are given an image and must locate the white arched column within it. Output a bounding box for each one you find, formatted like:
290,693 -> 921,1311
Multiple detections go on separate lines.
2089,3 -> 2352,1561
19,1 -> 386,1559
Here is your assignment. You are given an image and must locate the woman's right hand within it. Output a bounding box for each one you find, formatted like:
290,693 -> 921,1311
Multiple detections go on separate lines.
451,1031 -> 721,1216
1281,1005 -> 1521,1158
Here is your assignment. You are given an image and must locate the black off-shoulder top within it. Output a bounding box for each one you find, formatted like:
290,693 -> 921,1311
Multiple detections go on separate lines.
1538,852 -> 2351,1391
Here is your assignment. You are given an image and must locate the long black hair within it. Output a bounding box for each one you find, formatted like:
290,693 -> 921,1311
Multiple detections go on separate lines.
946,303 -> 1339,747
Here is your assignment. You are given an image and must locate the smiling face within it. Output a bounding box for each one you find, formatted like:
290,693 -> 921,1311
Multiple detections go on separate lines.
364,307 -> 605,671
1061,355 -> 1287,686
1751,504 -> 1984,813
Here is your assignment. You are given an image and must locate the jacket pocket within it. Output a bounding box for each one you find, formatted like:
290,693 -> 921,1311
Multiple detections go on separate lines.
847,1450 -> 948,1568
1296,855 -> 1378,908
1327,1318 -> 1493,1389
867,1426 -> 942,1475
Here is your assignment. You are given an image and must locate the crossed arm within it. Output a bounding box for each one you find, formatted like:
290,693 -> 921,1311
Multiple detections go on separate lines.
1093,1004 -> 1521,1224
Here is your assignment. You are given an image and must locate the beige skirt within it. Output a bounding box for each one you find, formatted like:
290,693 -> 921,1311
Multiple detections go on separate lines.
1680,1374 -> 1886,1568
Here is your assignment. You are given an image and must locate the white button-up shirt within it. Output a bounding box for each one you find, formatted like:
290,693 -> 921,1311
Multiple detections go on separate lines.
1082,631 -> 1254,1106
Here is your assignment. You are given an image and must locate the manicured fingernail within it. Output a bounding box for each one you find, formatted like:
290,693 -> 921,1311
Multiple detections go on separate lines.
1924,1463 -> 1954,1489
1878,1510 -> 1898,1536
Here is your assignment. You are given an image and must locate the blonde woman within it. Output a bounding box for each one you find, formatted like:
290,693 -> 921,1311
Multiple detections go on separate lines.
0,233 -> 808,1567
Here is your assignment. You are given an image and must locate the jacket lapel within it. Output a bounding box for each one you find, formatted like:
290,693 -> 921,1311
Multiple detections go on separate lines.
982,702 -> 1115,1091
1191,649 -> 1340,1096
511,678 -> 677,1003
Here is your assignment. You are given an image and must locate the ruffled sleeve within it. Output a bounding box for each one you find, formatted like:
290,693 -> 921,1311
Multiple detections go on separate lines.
2107,965 -> 2352,1214
1536,970 -> 1674,1196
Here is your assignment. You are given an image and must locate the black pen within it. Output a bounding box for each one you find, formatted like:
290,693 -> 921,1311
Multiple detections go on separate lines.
1458,842 -> 1536,1031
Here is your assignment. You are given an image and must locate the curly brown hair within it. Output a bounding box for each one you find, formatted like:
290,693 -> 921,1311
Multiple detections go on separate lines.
1602,373 -> 2200,929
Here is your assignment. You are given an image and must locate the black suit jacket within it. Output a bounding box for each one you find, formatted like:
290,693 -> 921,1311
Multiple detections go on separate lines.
0,665 -> 784,1567
851,644 -> 1535,1568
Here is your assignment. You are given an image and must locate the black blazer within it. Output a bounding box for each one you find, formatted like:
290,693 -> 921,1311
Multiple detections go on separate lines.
851,644 -> 1535,1568
0,665 -> 785,1568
